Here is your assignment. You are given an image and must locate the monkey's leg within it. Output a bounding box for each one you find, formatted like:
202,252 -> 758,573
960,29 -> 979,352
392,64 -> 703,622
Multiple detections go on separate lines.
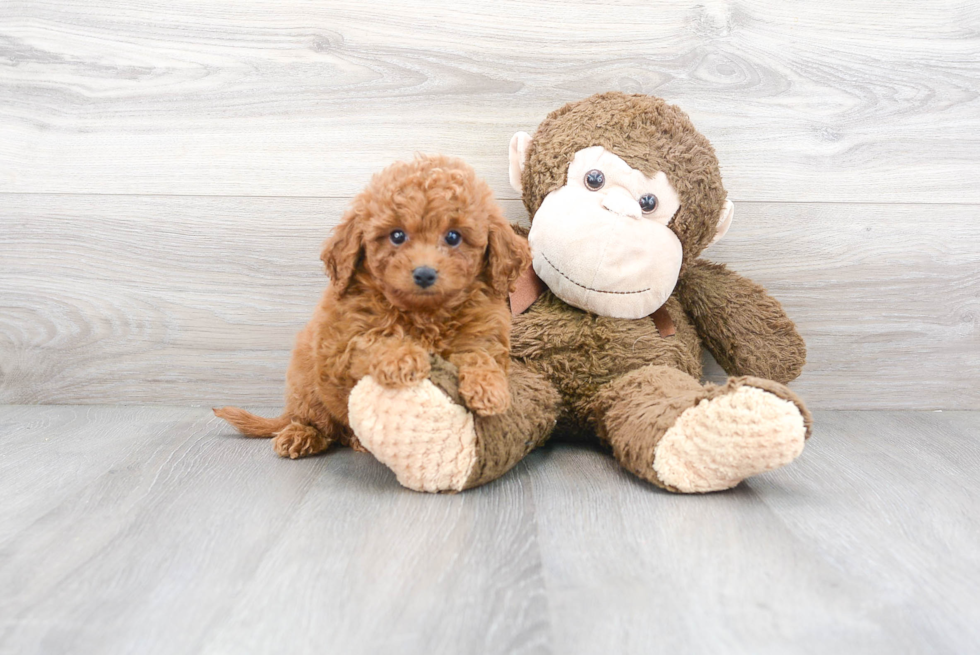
593,365 -> 812,493
347,356 -> 560,493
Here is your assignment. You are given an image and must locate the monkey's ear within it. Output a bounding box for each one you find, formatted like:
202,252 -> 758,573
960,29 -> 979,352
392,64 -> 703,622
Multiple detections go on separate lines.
321,208 -> 365,293
508,131 -> 533,193
710,199 -> 734,245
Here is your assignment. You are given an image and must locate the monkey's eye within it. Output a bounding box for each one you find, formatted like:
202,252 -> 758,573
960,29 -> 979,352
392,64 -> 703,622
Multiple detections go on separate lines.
584,169 -> 605,191
389,229 -> 407,245
444,230 -> 462,247
639,194 -> 659,213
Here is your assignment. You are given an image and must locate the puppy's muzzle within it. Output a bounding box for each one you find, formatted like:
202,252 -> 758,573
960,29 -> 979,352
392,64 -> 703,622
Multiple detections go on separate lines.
413,266 -> 438,289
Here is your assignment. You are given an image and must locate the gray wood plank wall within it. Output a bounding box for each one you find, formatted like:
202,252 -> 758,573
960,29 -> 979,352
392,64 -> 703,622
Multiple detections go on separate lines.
1,1 -> 979,408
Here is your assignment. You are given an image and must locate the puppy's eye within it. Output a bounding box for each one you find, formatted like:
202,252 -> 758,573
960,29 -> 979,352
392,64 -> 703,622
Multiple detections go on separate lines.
639,193 -> 658,213
389,229 -> 407,245
584,169 -> 605,191
444,230 -> 462,247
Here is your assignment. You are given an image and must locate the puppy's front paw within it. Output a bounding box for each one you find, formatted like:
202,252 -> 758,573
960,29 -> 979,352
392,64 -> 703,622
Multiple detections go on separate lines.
458,367 -> 511,416
370,345 -> 431,388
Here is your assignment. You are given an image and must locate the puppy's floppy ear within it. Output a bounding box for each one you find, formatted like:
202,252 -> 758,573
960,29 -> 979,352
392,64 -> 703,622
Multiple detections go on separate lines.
485,205 -> 532,298
321,206 -> 365,293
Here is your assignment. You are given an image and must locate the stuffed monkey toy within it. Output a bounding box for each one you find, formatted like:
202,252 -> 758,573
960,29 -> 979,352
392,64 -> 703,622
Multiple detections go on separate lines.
348,92 -> 812,493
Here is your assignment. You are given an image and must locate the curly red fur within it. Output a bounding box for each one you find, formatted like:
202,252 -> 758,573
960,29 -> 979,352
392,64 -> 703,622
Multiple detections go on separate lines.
215,154 -> 531,458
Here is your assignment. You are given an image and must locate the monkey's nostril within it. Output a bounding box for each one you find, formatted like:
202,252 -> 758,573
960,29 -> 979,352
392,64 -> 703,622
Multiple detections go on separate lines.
412,266 -> 438,289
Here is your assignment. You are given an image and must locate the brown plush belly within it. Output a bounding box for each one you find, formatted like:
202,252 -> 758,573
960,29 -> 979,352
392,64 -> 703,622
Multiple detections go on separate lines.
512,292 -> 703,431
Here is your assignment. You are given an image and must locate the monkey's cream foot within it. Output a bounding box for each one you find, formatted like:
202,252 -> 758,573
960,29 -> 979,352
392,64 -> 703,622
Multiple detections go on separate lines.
653,386 -> 806,493
272,421 -> 331,459
350,356 -> 560,493
347,376 -> 478,493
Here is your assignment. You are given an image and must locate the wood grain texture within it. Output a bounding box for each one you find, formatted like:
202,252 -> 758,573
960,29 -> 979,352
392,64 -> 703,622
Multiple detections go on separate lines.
752,411 -> 980,651
1,0 -> 978,201
528,410 -> 980,654
1,406 -> 978,653
702,202 -> 980,409
2,195 -> 977,408
0,405 -> 549,655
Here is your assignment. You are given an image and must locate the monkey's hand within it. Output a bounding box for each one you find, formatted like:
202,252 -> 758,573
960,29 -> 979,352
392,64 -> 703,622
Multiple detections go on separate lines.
677,258 -> 807,384
450,351 -> 511,416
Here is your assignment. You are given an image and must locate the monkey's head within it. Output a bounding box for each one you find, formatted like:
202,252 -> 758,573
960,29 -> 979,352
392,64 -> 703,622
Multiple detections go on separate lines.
509,92 -> 733,319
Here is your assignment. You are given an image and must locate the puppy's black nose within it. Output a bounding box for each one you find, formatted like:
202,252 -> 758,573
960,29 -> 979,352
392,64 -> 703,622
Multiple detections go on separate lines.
413,266 -> 438,289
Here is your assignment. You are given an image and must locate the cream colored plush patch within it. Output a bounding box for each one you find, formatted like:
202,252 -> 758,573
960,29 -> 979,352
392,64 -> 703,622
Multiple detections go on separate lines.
654,387 -> 806,493
526,147 -> 684,319
348,376 -> 477,493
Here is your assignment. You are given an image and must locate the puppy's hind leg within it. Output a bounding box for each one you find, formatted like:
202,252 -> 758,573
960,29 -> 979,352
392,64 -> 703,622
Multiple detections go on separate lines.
272,419 -> 338,459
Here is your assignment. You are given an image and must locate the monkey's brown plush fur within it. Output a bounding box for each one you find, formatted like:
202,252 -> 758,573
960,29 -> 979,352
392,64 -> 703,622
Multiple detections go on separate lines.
215,154 -> 530,459
505,94 -> 810,490
348,93 -> 812,494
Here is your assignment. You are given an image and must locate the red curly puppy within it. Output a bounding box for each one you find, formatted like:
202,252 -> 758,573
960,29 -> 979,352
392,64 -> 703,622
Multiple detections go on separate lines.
215,155 -> 531,459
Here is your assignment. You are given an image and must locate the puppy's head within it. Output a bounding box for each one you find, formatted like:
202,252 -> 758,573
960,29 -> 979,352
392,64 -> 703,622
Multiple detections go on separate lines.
322,154 -> 530,310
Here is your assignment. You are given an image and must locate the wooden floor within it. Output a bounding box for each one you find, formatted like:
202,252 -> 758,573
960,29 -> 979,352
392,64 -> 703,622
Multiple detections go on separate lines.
1,405 -> 977,654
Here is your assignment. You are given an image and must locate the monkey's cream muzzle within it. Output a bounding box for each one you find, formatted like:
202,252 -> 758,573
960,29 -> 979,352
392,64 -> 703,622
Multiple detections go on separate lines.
528,187 -> 683,319
510,143 -> 730,320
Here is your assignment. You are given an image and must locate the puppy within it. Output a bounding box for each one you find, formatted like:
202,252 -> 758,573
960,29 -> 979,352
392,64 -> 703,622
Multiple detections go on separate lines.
215,155 -> 531,459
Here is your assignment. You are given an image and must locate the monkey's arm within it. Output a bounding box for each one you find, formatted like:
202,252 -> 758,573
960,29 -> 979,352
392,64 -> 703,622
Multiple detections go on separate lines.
676,259 -> 806,384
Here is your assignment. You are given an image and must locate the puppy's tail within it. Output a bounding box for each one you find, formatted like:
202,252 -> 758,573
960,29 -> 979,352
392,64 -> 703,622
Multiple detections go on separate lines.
213,406 -> 291,438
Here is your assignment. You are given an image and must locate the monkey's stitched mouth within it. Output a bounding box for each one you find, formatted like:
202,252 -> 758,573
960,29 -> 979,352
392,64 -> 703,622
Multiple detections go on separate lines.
539,253 -> 650,296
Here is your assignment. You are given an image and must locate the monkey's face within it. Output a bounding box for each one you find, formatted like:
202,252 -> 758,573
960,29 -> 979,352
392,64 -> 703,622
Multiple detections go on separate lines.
525,146 -> 685,319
